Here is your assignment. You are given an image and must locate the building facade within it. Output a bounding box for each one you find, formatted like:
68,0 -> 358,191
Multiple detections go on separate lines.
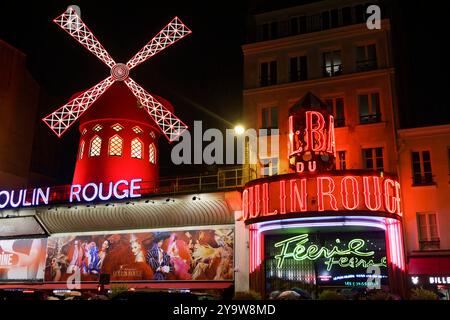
0,40 -> 40,188
397,125 -> 450,298
241,0 -> 449,298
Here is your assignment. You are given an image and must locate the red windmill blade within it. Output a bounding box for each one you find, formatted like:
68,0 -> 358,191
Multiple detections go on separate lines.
42,7 -> 191,141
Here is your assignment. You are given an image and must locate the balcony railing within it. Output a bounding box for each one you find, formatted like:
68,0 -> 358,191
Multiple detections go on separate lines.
419,239 -> 440,250
412,174 -> 435,186
356,59 -> 378,72
360,113 -> 381,124
32,166 -> 252,207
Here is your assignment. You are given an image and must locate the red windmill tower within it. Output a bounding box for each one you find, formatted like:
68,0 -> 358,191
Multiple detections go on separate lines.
42,7 -> 191,188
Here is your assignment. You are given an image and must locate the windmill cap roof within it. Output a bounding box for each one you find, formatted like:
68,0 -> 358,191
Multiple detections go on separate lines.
289,92 -> 328,113
70,81 -> 175,125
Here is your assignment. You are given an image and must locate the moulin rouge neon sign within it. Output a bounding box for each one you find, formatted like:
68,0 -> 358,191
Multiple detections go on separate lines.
0,179 -> 142,209
274,234 -> 387,271
241,174 -> 402,222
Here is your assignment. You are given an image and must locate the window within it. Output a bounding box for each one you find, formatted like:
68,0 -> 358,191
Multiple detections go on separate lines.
131,138 -> 143,159
78,140 -> 85,160
111,123 -> 123,132
342,7 -> 352,26
323,50 -> 342,77
149,143 -> 156,164
325,97 -> 345,127
412,151 -> 433,185
261,21 -> 278,40
362,147 -> 383,171
81,128 -> 87,136
149,131 -> 156,139
417,213 -> 440,250
260,61 -> 277,86
109,135 -> 123,156
289,56 -> 308,82
356,44 -> 377,71
92,124 -> 103,132
261,106 -> 278,130
132,126 -> 143,134
261,157 -> 278,177
358,93 -> 381,124
355,4 -> 366,23
308,14 -> 321,32
89,136 -> 102,157
337,151 -> 347,170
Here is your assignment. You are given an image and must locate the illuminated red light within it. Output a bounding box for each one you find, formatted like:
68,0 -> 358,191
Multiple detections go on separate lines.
241,174 -> 402,222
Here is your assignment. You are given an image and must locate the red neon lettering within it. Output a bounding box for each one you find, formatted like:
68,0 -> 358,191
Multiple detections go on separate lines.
363,176 -> 382,211
384,179 -> 397,214
308,161 -> 317,172
279,180 -> 286,214
242,189 -> 249,221
341,176 -> 359,210
395,181 -> 402,216
326,115 -> 336,156
296,162 -> 304,173
317,177 -> 338,211
248,187 -> 254,219
305,111 -> 326,151
290,179 -> 307,212
252,184 -> 261,218
288,115 -> 297,156
263,183 -> 277,216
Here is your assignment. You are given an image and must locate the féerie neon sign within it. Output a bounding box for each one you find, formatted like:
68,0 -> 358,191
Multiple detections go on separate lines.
0,178 -> 142,209
274,234 -> 387,271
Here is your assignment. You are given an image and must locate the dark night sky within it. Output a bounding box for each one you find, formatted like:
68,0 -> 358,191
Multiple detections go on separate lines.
0,0 -> 448,184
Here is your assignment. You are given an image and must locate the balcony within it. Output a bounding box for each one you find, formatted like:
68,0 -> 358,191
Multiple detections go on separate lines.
359,113 -> 381,124
260,76 -> 277,87
323,65 -> 343,77
412,174 -> 435,186
356,59 -> 378,72
419,239 -> 440,251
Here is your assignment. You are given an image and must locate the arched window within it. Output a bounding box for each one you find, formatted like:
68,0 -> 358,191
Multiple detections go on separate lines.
89,136 -> 102,157
131,138 -> 143,159
79,140 -> 85,160
109,135 -> 123,156
149,143 -> 156,164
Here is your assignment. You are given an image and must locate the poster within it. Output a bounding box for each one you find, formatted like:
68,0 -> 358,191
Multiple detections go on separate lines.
45,227 -> 234,282
0,238 -> 47,281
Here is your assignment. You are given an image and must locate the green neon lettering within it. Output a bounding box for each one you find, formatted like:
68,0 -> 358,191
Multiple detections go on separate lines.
274,234 -> 387,271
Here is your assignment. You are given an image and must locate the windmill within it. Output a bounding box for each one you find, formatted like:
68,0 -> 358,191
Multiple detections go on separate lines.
43,7 -> 192,186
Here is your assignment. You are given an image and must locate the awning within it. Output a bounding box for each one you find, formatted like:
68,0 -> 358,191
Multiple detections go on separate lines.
36,192 -> 236,234
0,216 -> 47,238
408,256 -> 450,275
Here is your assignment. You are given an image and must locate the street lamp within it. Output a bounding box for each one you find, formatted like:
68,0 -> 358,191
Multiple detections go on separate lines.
234,125 -> 245,135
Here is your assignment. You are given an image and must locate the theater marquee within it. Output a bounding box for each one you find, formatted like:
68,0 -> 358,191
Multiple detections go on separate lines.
240,171 -> 402,222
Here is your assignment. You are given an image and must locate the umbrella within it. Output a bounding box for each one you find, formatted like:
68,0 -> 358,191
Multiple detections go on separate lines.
277,290 -> 301,300
291,287 -> 312,299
